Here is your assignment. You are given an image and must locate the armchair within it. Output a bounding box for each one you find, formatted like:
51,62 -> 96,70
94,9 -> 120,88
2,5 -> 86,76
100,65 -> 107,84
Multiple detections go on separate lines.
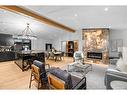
29,60 -> 49,89
67,51 -> 85,73
48,67 -> 86,89
105,65 -> 127,89
105,47 -> 127,89
73,51 -> 84,63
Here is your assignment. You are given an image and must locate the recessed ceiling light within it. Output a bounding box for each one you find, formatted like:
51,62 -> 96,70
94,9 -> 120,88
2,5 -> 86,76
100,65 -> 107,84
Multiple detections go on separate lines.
104,7 -> 109,12
74,14 -> 78,17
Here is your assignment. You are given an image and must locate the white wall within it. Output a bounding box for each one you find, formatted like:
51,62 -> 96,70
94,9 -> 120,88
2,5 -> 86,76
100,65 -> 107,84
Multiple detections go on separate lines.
31,38 -> 53,50
109,29 -> 127,57
26,29 -> 127,52
52,28 -> 127,56
110,29 -> 127,47
52,30 -> 83,51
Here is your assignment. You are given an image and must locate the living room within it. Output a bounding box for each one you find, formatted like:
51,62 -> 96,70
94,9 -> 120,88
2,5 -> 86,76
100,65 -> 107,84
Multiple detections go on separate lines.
0,5 -> 127,90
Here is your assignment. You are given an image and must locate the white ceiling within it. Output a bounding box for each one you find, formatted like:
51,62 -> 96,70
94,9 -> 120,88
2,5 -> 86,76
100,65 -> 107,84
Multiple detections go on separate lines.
0,6 -> 127,40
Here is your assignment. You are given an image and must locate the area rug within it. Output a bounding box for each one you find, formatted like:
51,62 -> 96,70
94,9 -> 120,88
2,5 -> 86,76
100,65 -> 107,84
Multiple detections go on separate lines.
60,63 -> 108,89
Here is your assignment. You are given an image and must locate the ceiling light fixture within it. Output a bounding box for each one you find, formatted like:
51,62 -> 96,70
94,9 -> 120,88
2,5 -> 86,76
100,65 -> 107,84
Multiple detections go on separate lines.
14,23 -> 37,40
104,7 -> 109,12
74,14 -> 78,17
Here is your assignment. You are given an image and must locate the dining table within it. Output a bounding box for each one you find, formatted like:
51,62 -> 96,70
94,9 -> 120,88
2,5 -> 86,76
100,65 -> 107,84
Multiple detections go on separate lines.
53,51 -> 62,61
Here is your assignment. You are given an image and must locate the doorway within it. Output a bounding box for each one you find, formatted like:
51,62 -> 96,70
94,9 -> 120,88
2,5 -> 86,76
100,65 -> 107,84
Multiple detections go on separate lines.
45,43 -> 52,51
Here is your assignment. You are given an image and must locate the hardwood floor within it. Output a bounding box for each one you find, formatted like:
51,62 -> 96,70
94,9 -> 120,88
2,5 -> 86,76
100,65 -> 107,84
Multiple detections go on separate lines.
0,57 -> 73,89
46,57 -> 73,68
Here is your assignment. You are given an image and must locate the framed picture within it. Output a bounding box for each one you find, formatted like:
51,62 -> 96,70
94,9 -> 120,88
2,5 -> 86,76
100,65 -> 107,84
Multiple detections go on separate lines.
111,40 -> 117,52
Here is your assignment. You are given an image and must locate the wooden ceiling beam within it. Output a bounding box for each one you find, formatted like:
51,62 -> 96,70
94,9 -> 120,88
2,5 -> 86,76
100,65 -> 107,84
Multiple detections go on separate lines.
0,6 -> 75,32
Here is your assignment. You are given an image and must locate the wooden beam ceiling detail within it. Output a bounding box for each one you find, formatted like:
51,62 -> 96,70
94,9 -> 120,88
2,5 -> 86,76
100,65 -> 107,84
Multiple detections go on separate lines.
0,6 -> 75,32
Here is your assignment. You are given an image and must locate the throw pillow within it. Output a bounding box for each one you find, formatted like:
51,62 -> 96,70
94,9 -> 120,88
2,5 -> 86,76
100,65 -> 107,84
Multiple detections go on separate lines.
116,58 -> 127,72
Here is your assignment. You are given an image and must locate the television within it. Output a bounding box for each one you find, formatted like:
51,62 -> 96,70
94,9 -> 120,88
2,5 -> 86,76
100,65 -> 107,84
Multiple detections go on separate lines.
0,33 -> 14,46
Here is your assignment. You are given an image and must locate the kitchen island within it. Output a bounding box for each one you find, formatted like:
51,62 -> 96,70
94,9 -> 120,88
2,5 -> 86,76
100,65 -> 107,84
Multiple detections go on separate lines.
0,51 -> 15,62
15,50 -> 45,71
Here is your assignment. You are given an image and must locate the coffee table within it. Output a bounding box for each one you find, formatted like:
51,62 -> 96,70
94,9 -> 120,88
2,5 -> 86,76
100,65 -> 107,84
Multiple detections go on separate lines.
67,62 -> 92,77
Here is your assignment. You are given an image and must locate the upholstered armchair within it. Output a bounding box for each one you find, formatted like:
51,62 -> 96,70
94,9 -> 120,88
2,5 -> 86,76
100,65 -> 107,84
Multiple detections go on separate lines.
105,47 -> 127,89
29,60 -> 49,89
67,51 -> 85,72
48,67 -> 86,89
105,66 -> 127,89
73,51 -> 84,63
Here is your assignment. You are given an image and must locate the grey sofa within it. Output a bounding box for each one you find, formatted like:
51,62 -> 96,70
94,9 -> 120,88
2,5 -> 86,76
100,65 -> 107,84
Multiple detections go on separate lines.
48,67 -> 86,89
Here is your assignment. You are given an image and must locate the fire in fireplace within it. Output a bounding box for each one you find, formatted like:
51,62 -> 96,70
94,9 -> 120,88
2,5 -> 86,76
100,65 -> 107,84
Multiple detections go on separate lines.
87,52 -> 102,59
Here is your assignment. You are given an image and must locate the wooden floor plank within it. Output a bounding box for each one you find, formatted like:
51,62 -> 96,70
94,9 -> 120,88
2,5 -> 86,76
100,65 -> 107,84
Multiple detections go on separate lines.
0,57 -> 73,89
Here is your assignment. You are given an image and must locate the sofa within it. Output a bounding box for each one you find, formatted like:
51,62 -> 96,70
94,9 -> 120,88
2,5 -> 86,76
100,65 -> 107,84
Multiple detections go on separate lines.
105,59 -> 127,89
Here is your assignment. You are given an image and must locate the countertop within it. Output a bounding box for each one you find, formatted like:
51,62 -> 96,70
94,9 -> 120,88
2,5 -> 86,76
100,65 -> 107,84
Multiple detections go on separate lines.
16,50 -> 45,54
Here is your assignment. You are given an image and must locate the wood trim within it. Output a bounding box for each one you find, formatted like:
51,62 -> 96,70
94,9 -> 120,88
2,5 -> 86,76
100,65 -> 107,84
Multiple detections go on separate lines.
0,6 -> 75,32
48,74 -> 65,89
82,28 -> 109,30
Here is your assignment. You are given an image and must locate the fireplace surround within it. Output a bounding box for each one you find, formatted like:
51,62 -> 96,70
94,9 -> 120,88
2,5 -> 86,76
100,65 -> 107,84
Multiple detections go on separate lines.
82,28 -> 109,64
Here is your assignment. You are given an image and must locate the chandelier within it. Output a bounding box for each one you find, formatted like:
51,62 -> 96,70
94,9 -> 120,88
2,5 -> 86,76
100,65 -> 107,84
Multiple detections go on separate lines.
16,23 -> 37,40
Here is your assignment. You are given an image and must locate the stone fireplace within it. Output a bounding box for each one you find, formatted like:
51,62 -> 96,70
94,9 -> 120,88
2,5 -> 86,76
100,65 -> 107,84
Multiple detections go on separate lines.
82,28 -> 109,64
